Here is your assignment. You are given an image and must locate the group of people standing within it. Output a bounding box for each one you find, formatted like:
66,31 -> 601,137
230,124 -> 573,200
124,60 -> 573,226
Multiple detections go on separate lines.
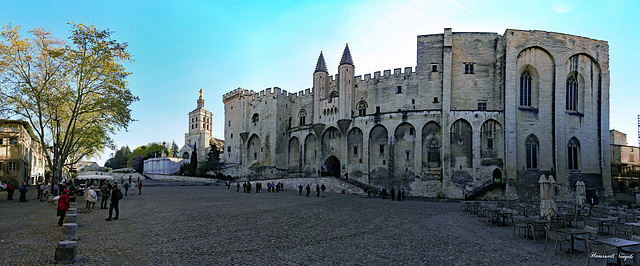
236,181 -> 283,193
55,179 -> 131,226
375,187 -> 406,201
5,182 -> 29,202
299,183 -> 326,197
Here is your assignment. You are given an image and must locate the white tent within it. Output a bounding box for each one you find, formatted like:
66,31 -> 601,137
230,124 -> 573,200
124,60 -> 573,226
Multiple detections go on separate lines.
576,181 -> 586,207
540,175 -> 558,220
76,175 -> 114,181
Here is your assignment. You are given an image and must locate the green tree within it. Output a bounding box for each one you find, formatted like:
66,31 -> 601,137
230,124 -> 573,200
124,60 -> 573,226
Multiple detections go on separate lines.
189,144 -> 198,176
171,140 -> 179,158
0,23 -> 138,191
197,144 -> 221,176
105,145 -> 131,169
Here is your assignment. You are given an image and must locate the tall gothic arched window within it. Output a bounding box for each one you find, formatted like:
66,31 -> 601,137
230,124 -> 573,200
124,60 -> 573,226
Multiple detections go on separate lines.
566,76 -> 578,111
568,137 -> 580,170
525,135 -> 538,169
298,109 -> 307,126
520,71 -> 532,106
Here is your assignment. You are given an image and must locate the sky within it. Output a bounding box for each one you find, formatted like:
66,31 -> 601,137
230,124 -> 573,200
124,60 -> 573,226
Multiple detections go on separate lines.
2,0 -> 638,166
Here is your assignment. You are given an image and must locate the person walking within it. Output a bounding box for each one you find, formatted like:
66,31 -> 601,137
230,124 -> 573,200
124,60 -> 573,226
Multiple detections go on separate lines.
321,184 -> 326,197
7,182 -> 15,200
131,181 -> 137,195
100,182 -> 111,209
123,182 -> 130,196
306,184 -> 311,197
57,189 -> 70,226
18,182 -> 28,202
316,184 -> 320,197
390,188 -> 396,201
86,185 -> 97,210
106,185 -> 122,221
298,184 -> 303,195
237,182 -> 240,192
138,181 -> 142,195
36,183 -> 42,200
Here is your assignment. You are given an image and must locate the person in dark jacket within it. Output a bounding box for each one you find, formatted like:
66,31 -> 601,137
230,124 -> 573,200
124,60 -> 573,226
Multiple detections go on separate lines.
106,185 -> 121,221
306,184 -> 311,197
19,182 -> 28,202
7,182 -> 15,200
57,189 -> 70,226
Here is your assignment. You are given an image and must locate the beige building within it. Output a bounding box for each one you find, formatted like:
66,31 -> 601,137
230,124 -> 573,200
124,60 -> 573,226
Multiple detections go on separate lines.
610,129 -> 640,173
179,90 -> 224,163
222,28 -> 611,201
0,120 -> 46,185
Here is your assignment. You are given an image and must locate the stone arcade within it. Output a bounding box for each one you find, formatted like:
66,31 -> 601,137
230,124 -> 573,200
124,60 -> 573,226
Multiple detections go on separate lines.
222,28 -> 612,201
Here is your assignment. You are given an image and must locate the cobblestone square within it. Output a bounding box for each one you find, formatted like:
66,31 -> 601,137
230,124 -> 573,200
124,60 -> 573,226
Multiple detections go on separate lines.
1,181 -> 593,265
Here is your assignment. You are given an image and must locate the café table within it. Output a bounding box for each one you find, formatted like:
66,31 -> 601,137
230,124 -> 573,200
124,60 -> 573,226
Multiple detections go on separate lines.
594,237 -> 640,265
556,228 -> 590,254
591,217 -> 616,233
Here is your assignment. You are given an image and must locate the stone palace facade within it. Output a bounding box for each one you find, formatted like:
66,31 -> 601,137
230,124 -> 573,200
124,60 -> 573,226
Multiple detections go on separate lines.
222,28 -> 611,200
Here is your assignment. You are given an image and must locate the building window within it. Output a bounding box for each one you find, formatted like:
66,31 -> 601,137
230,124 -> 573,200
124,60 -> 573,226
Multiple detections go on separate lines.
406,150 -> 410,160
357,101 -> 367,116
299,109 -> 307,126
631,154 -> 635,162
0,138 -> 3,145
566,75 -> 578,111
230,133 -> 233,139
353,146 -> 358,155
252,113 -> 259,123
254,153 -> 257,160
520,71 -> 532,106
376,106 -> 380,113
8,162 -> 17,171
10,126 -> 18,132
409,128 -> 415,135
464,63 -> 475,74
477,102 -> 487,110
228,121 -> 231,127
397,86 -> 402,94
227,146 -> 231,153
433,97 -> 439,103
525,135 -> 538,169
568,137 -> 580,170
431,64 -> 438,72
328,128 -> 337,139
9,139 -> 18,145
379,144 -> 385,154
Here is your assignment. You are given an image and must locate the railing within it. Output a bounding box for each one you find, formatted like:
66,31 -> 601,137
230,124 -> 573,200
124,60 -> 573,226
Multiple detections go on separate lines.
465,178 -> 505,200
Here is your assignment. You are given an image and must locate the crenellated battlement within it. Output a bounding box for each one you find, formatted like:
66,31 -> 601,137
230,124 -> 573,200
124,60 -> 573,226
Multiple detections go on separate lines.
354,66 -> 415,83
288,88 -> 313,101
223,87 -> 255,103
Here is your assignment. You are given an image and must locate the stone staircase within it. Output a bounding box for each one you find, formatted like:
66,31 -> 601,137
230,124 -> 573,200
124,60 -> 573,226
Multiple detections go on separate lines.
464,178 -> 505,200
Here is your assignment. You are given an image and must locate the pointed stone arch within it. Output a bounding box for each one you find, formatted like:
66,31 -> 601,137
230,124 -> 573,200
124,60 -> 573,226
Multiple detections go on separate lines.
450,119 -> 472,169
288,137 -> 301,171
304,134 -> 317,171
422,121 -> 441,169
347,127 -> 363,167
247,134 -> 261,164
394,122 -> 416,178
369,124 -> 389,183
480,119 -> 503,158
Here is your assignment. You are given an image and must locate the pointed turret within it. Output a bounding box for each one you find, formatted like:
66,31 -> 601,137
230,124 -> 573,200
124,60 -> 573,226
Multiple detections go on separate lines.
338,43 -> 354,120
314,51 -> 328,73
339,43 -> 354,66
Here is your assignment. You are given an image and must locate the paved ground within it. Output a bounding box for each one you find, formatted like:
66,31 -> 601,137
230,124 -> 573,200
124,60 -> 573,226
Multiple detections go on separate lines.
0,180 -> 611,265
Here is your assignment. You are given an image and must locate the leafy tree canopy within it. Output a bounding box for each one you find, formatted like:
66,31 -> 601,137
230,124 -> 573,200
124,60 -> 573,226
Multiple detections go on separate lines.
0,22 -> 138,186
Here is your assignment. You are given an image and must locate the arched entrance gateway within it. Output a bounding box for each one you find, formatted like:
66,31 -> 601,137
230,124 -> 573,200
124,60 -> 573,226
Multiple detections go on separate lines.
323,156 -> 341,178
493,168 -> 502,183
